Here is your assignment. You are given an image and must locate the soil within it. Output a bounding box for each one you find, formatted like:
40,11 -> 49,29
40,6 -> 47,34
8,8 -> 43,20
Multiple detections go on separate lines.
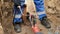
0,0 -> 60,34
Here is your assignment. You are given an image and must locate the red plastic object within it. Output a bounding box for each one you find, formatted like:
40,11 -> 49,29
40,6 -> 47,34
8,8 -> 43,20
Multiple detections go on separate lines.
32,24 -> 40,33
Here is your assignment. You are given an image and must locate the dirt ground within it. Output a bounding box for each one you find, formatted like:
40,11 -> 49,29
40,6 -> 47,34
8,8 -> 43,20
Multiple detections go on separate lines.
0,0 -> 60,34
0,13 -> 60,34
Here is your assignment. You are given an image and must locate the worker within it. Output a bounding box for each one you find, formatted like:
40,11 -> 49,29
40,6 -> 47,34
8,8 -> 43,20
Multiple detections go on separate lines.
33,0 -> 51,28
13,0 -> 26,33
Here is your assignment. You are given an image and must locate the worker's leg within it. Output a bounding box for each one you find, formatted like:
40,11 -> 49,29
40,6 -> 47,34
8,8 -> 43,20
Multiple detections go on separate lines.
13,0 -> 25,33
34,0 -> 51,28
13,6 -> 23,24
13,6 -> 24,33
13,0 -> 25,24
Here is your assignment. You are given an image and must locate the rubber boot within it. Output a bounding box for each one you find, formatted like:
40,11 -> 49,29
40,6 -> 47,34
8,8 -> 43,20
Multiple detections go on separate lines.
13,22 -> 21,33
40,16 -> 51,29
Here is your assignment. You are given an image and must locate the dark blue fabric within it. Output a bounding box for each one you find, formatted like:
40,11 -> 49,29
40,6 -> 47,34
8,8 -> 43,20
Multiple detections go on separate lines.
13,0 -> 25,23
13,18 -> 22,23
38,14 -> 46,20
13,6 -> 23,23
36,6 -> 45,12
34,0 -> 46,20
14,6 -> 21,14
14,0 -> 25,6
34,1 -> 44,5
34,0 -> 45,12
14,6 -> 24,14
20,0 -> 25,6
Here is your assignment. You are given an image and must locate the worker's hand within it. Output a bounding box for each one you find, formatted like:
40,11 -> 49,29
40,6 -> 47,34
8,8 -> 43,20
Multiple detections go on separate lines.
17,6 -> 21,9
